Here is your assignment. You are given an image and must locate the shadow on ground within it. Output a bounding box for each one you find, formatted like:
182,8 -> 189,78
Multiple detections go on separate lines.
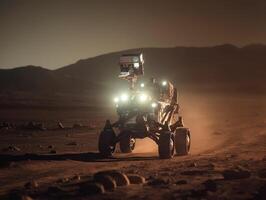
0,152 -> 158,165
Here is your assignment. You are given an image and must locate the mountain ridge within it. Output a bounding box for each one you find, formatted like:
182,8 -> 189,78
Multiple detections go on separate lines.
0,44 -> 265,103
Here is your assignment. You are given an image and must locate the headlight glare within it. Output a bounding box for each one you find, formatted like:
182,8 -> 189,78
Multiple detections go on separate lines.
120,94 -> 129,102
113,97 -> 119,103
138,93 -> 148,102
151,102 -> 157,108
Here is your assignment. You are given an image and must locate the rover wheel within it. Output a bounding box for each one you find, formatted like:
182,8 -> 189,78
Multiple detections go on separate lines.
158,131 -> 175,159
120,132 -> 136,153
175,128 -> 190,155
98,129 -> 116,157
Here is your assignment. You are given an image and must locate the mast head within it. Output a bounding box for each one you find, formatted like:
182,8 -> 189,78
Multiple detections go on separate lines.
119,53 -> 144,81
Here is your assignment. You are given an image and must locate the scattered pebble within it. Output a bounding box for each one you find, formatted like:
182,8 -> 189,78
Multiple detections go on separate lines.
203,179 -> 217,192
58,122 -> 64,129
24,180 -> 38,189
8,189 -> 33,200
253,184 -> 266,199
258,169 -> 266,178
67,141 -> 78,146
148,178 -> 169,186
188,162 -> 198,167
59,177 -> 70,183
2,145 -> 21,152
222,167 -> 251,180
175,180 -> 187,185
50,150 -> 57,154
72,175 -> 81,181
181,170 -> 208,176
73,123 -> 83,129
47,186 -> 65,196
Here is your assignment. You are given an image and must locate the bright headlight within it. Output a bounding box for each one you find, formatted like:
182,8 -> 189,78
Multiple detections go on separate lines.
162,81 -> 167,86
113,97 -> 119,103
138,93 -> 148,102
151,102 -> 157,108
140,83 -> 145,88
120,94 -> 129,102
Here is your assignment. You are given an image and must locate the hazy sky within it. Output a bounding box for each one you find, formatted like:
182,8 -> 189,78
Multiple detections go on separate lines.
0,0 -> 265,69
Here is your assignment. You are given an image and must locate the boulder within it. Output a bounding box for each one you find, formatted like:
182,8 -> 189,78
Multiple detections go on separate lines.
127,174 -> 145,184
94,175 -> 116,191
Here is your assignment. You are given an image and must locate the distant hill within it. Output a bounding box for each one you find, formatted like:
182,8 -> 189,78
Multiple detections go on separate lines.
56,44 -> 266,92
0,44 -> 265,107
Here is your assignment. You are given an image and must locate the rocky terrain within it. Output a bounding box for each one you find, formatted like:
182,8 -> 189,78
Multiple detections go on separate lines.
0,44 -> 265,199
0,92 -> 265,199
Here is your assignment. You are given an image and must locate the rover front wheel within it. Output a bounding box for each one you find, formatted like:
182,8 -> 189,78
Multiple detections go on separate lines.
120,132 -> 136,153
175,128 -> 190,156
98,129 -> 116,157
158,131 -> 175,159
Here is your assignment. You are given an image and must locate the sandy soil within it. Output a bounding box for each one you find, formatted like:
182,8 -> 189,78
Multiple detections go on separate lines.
0,93 -> 265,199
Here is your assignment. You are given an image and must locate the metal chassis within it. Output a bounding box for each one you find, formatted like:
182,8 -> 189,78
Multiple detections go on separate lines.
102,102 -> 183,147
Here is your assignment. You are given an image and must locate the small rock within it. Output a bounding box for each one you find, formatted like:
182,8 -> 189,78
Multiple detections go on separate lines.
181,170 -> 207,176
79,182 -> 105,195
3,145 -> 21,152
213,131 -> 223,135
207,163 -> 215,170
73,123 -> 83,129
59,177 -> 70,183
58,122 -> 64,129
72,175 -> 81,181
8,189 -> 33,200
67,141 -> 78,146
94,170 -> 130,186
226,154 -> 237,159
258,169 -> 266,178
262,156 -> 266,161
94,175 -> 116,191
175,180 -> 187,185
50,150 -> 57,154
47,186 -> 65,196
22,196 -> 33,200
9,162 -> 18,168
127,174 -> 145,184
148,178 -> 169,186
188,162 -> 198,167
12,146 -> 21,152
189,189 -> 207,198
24,180 -> 38,189
254,184 -> 266,200
203,179 -> 217,192
222,167 -> 251,180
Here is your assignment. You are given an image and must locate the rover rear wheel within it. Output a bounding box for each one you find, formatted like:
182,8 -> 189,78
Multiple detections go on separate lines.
120,132 -> 136,153
158,131 -> 175,159
98,129 -> 116,157
175,128 -> 190,155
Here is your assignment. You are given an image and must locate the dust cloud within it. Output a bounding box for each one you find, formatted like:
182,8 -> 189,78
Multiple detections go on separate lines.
132,92 -> 228,154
